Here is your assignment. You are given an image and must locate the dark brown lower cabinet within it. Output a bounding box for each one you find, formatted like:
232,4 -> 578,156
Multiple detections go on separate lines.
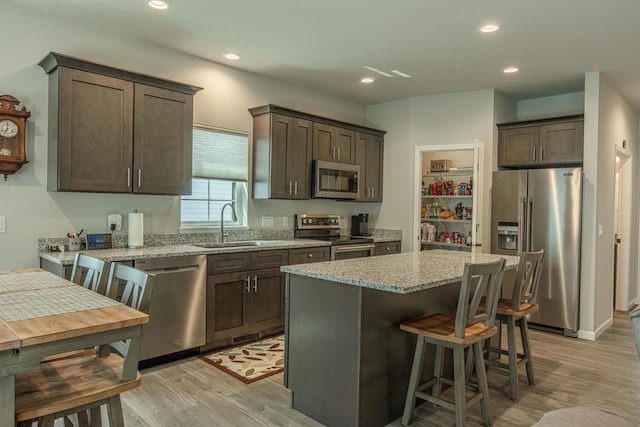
205,246 -> 330,350
206,268 -> 284,343
374,241 -> 401,256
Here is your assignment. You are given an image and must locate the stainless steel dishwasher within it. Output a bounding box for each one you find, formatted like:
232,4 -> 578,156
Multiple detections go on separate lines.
134,255 -> 206,361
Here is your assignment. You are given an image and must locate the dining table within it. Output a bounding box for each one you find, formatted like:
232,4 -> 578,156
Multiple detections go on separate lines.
0,268 -> 149,426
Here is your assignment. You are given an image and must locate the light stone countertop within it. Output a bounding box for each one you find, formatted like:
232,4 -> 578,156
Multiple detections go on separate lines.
280,249 -> 520,294
39,239 -> 332,266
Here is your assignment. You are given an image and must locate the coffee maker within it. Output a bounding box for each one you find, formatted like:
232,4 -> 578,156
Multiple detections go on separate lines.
351,214 -> 370,237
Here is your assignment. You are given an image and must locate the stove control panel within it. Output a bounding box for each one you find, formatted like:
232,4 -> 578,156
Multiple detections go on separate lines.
296,214 -> 341,229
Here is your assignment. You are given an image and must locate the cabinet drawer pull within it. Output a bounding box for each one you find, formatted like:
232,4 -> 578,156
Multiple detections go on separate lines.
308,253 -> 313,258
253,276 -> 258,292
386,247 -> 390,251
246,277 -> 251,293
126,168 -> 131,188
137,169 -> 142,188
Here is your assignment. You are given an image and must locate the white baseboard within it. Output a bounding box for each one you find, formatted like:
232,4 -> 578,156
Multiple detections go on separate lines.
577,316 -> 614,341
627,298 -> 638,311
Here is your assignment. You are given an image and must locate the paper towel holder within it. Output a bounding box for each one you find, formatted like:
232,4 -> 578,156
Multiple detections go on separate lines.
128,209 -> 144,249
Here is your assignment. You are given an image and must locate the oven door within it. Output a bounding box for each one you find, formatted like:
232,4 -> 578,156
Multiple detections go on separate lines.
331,243 -> 375,260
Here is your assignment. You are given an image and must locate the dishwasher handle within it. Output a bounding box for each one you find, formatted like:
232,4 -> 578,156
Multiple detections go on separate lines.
141,265 -> 201,275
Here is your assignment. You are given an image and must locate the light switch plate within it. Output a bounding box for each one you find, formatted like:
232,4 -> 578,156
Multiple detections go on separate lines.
283,216 -> 289,227
597,224 -> 603,237
0,216 -> 5,233
262,216 -> 274,227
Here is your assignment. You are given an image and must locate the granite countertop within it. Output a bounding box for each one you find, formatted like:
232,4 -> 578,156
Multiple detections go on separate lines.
39,239 -> 332,266
280,249 -> 520,294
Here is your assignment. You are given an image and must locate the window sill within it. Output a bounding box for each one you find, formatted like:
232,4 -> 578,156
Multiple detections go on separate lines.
179,225 -> 250,233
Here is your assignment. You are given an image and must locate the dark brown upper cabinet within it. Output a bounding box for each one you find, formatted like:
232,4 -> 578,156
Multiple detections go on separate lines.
39,52 -> 202,195
313,123 -> 356,164
497,115 -> 584,168
355,132 -> 384,202
249,105 -> 385,201
251,112 -> 312,199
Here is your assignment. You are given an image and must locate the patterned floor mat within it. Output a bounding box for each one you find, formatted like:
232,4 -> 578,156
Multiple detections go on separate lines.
199,335 -> 285,384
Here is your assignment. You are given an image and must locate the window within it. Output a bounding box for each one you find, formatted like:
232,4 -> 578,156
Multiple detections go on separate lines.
181,126 -> 249,228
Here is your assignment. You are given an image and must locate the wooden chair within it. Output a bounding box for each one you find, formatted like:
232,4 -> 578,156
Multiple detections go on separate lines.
485,250 -> 545,401
70,253 -> 108,294
400,258 -> 506,427
15,263 -> 155,427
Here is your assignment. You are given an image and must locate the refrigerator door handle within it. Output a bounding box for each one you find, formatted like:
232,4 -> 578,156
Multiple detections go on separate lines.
521,196 -> 528,252
527,196 -> 534,252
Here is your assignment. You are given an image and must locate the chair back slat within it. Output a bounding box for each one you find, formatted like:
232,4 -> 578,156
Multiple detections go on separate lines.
70,253 -> 107,295
511,250 -> 545,311
455,258 -> 506,338
105,263 -> 155,358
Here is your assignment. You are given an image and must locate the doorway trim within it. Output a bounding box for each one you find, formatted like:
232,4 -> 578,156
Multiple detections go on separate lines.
412,142 -> 481,252
613,144 -> 632,310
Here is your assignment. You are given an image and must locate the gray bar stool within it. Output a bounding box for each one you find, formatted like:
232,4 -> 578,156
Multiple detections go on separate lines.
400,258 -> 506,427
485,250 -> 544,401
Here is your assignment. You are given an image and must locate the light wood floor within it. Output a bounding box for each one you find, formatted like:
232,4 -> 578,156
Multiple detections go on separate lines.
71,311 -> 640,426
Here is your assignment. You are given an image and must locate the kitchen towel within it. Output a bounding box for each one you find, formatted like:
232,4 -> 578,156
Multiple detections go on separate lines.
128,211 -> 144,248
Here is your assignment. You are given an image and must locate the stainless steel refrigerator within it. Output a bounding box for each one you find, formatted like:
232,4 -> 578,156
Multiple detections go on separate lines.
491,168 -> 582,337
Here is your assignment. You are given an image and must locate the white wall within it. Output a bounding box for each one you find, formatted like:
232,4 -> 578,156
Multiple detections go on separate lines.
580,72 -> 639,339
517,92 -> 585,121
0,3 -> 372,270
366,90 -> 496,253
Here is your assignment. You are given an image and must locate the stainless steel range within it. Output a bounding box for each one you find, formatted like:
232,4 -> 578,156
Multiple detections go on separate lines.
295,214 -> 375,260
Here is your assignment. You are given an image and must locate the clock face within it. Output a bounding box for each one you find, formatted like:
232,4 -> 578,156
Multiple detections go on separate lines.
0,119 -> 18,138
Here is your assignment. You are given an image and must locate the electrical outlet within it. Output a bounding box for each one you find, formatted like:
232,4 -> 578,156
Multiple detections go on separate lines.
283,216 -> 289,227
108,214 -> 123,231
262,216 -> 274,227
0,216 -> 5,233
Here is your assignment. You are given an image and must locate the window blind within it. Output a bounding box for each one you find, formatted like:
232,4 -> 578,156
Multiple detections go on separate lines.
192,127 -> 248,182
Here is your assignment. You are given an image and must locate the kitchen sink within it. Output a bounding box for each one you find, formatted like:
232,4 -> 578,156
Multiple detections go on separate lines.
194,240 -> 284,249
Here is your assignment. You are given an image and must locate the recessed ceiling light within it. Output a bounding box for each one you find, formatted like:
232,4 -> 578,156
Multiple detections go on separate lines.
224,53 -> 241,60
479,24 -> 501,33
146,0 -> 171,10
360,77 -> 375,83
503,66 -> 520,74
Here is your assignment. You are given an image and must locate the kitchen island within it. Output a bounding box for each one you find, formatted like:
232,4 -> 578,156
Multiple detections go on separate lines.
281,249 -> 519,427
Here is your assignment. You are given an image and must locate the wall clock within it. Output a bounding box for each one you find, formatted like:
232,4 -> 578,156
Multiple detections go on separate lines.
0,95 -> 31,180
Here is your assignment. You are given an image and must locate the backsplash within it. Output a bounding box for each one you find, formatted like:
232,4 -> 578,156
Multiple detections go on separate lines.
37,228 -> 402,252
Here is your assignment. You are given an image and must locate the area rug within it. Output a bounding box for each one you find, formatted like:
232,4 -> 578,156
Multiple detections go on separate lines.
199,335 -> 285,384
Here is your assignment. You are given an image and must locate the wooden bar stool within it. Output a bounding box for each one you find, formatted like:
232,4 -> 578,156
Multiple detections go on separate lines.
400,258 -> 506,427
485,250 -> 545,401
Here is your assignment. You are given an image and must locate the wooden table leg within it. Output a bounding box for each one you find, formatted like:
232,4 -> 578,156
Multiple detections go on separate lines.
0,374 -> 15,427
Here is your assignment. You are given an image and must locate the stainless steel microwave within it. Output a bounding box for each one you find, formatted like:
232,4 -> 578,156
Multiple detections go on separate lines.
313,160 -> 360,199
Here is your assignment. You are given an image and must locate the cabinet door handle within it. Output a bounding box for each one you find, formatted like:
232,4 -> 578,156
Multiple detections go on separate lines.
126,168 -> 131,188
137,169 -> 142,188
540,146 -> 544,160
337,147 -> 341,159
532,147 -> 536,160
246,277 -> 251,293
289,181 -> 293,195
294,181 -> 298,195
253,276 -> 258,292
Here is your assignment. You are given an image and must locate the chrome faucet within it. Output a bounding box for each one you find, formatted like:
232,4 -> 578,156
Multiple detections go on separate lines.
220,203 -> 237,243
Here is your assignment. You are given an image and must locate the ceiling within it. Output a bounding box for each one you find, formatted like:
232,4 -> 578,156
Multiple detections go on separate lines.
10,0 -> 640,110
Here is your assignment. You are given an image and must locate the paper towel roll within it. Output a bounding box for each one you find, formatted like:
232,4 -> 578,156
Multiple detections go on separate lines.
128,212 -> 144,248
